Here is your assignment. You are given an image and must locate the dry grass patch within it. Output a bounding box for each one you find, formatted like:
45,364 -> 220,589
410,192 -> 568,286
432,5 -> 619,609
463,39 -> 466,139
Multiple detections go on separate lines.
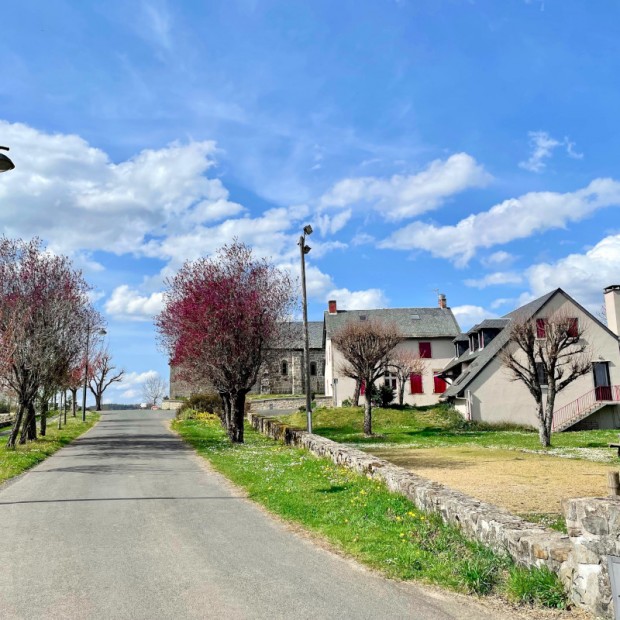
368,445 -> 613,518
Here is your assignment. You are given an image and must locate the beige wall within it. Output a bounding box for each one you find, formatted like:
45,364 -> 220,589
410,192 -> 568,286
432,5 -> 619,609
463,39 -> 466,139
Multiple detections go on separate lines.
455,291 -> 620,429
326,337 -> 455,407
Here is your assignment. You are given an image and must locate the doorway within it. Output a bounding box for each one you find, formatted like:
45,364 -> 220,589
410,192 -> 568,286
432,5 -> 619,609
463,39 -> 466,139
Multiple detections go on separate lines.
593,362 -> 612,400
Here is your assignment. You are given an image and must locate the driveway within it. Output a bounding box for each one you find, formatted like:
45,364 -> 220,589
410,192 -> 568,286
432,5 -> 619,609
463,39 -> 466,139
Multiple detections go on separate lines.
0,410 -> 518,619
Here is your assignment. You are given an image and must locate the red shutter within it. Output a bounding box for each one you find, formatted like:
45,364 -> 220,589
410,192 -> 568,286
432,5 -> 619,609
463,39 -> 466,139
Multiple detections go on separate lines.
360,380 -> 366,396
536,319 -> 547,339
433,375 -> 447,394
568,318 -> 579,338
410,373 -> 423,394
419,342 -> 432,358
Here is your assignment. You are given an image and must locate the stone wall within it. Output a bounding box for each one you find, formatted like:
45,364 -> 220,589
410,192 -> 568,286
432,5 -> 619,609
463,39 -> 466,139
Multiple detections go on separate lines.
249,396 -> 332,411
247,412 -> 617,618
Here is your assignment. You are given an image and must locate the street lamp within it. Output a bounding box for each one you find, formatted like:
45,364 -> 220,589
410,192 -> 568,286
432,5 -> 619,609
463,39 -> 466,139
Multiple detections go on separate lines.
0,147 -> 15,173
82,326 -> 107,421
298,224 -> 313,433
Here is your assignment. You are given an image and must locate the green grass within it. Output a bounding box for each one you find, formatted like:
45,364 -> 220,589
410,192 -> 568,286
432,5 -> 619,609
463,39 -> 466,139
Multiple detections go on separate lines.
174,416 -> 567,607
278,405 -> 620,459
507,565 -> 567,608
0,414 -> 99,484
517,513 -> 567,534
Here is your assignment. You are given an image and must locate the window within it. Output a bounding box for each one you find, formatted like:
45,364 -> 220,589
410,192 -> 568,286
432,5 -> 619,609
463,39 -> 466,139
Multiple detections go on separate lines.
310,361 -> 317,376
536,318 -> 547,339
535,362 -> 548,386
410,373 -> 423,394
469,335 -> 478,352
281,360 -> 288,376
567,318 -> 579,338
384,372 -> 397,389
419,342 -> 432,358
478,332 -> 484,350
433,374 -> 447,394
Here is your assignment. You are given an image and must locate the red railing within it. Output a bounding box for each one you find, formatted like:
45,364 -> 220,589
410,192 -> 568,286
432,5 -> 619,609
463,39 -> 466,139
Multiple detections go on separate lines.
552,385 -> 620,431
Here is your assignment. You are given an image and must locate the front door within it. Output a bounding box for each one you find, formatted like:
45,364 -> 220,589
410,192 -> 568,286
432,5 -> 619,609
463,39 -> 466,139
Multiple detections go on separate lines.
593,362 -> 611,400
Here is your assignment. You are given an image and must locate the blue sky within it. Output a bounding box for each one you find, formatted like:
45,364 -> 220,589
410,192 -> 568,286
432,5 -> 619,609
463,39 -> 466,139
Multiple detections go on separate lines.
2,0 -> 620,403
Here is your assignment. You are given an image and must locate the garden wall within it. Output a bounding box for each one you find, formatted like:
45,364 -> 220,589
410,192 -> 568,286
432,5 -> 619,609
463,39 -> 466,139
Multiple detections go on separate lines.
248,396 -> 332,411
248,412 -> 618,618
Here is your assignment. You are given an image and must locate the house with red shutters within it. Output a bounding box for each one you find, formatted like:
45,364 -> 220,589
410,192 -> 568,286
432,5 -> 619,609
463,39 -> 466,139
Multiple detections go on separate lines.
323,296 -> 461,406
439,287 -> 620,431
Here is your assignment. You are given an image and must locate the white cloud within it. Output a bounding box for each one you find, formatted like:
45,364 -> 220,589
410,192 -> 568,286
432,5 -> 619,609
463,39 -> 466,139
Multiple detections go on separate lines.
519,131 -> 583,173
490,297 -> 515,310
351,233 -> 375,246
316,209 -> 352,235
105,285 -> 165,321
482,250 -> 516,267
451,305 -> 498,331
105,369 -> 161,402
0,120 -> 244,257
464,271 -> 523,289
327,288 -> 388,310
522,233 -> 620,311
380,178 -> 620,265
320,153 -> 491,220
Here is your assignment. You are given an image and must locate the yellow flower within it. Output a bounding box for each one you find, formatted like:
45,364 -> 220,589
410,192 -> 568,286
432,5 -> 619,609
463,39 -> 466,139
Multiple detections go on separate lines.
399,532 -> 405,537
395,516 -> 402,522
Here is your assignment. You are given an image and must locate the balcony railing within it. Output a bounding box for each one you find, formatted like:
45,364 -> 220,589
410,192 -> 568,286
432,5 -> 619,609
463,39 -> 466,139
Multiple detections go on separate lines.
552,385 -> 620,431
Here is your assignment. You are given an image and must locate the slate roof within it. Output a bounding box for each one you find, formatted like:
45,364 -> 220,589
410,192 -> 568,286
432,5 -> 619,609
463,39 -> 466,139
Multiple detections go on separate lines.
453,333 -> 470,343
476,319 -> 511,330
274,321 -> 323,350
324,307 -> 461,340
442,290 -> 557,399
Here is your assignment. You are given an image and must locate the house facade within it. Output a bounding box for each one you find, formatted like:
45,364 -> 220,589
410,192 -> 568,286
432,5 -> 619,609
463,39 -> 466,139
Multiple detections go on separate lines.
324,297 -> 461,406
169,321 -> 325,399
440,287 -> 620,431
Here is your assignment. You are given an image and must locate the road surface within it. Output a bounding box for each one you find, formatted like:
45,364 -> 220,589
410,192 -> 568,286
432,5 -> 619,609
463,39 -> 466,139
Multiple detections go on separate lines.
0,410 -> 517,619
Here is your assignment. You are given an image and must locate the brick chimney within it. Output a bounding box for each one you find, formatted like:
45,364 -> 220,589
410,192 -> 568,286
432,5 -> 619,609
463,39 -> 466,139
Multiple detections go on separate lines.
328,299 -> 337,315
438,293 -> 447,309
604,285 -> 620,336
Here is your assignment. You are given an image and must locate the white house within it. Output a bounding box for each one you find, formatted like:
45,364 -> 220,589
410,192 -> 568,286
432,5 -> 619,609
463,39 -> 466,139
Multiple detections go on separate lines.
324,296 -> 461,406
440,287 -> 620,431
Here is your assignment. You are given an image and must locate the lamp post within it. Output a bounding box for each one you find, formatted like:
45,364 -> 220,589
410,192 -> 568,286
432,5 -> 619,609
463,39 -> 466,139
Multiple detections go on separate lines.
298,224 -> 313,433
0,146 -> 15,173
82,325 -> 106,421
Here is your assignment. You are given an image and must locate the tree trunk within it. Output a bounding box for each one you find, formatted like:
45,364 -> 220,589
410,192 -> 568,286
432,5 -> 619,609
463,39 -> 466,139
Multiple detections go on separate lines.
7,402 -> 25,449
64,391 -> 67,424
353,379 -> 361,407
219,392 -> 231,429
20,401 -> 37,444
398,379 -> 405,406
95,392 -> 102,412
40,399 -> 48,436
71,388 -> 77,417
536,400 -> 551,447
227,392 -> 245,443
363,389 -> 373,436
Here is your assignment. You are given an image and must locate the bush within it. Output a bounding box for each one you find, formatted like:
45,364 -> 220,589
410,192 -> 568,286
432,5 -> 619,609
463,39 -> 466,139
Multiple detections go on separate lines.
372,384 -> 394,408
187,392 -> 223,414
0,399 -> 10,414
506,565 -> 567,608
341,398 -> 353,407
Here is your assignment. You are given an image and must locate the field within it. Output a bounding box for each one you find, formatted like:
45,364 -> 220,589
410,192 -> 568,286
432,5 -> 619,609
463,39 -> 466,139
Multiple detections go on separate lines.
278,406 -> 620,526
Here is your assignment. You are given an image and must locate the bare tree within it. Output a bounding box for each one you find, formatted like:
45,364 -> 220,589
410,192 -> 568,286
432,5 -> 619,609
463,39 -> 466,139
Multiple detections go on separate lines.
389,350 -> 428,406
88,349 -> 125,411
332,319 -> 403,436
142,374 -> 168,407
500,311 -> 592,447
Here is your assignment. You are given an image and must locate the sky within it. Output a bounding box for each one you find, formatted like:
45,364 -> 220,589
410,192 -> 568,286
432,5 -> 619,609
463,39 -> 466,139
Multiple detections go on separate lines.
1,1 -> 620,404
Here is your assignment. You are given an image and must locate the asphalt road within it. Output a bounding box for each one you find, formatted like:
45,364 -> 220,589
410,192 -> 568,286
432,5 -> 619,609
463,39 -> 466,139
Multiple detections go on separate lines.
0,410 -> 517,619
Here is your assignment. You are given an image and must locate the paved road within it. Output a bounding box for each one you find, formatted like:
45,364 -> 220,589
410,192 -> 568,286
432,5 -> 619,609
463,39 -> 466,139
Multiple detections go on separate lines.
0,410 -> 516,619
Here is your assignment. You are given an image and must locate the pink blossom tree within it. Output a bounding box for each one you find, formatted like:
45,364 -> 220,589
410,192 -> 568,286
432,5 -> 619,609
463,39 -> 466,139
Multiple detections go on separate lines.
0,238 -> 96,447
156,241 -> 295,443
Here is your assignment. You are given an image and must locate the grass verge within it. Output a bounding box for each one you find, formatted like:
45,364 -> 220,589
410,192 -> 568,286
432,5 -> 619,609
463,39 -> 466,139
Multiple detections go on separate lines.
174,415 -> 567,609
0,413 -> 99,484
279,405 -> 620,460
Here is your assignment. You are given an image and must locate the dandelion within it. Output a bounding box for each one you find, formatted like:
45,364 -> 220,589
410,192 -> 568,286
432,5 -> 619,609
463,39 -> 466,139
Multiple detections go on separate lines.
399,532 -> 405,538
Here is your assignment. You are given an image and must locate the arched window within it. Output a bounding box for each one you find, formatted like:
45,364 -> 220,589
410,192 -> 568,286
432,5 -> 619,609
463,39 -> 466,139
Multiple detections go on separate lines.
281,360 -> 288,376
310,361 -> 317,376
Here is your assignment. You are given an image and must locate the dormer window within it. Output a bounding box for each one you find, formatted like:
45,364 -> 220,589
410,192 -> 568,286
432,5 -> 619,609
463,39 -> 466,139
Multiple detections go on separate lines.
469,335 -> 478,352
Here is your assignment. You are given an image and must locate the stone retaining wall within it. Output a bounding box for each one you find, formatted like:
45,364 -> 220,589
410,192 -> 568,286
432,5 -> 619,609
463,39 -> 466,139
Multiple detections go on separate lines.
248,412 -> 616,618
248,396 -> 332,411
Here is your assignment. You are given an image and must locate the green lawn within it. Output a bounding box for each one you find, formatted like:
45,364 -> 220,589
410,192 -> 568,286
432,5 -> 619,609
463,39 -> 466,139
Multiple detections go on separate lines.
0,413 -> 99,484
278,405 -> 620,461
174,415 -> 566,608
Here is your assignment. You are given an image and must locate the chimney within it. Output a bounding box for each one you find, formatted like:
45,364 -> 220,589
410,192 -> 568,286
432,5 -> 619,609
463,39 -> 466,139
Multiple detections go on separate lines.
438,293 -> 447,310
604,285 -> 620,336
328,300 -> 337,315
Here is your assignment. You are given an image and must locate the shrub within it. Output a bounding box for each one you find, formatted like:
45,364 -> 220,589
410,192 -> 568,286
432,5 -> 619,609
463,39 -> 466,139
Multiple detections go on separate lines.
506,565 -> 567,608
341,398 -> 352,407
0,399 -> 10,414
372,384 -> 394,408
187,392 -> 222,414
